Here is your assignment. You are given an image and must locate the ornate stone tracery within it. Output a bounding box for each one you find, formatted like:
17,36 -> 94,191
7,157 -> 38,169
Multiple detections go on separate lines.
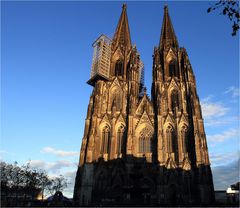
139,126 -> 153,153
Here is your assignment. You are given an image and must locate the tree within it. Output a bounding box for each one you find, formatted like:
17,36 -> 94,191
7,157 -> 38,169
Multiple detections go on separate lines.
47,175 -> 68,195
0,161 -> 68,206
207,0 -> 239,36
37,170 -> 52,201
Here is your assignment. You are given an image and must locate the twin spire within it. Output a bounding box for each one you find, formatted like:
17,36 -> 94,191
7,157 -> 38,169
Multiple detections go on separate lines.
159,5 -> 179,50
113,4 -> 178,51
112,4 -> 132,50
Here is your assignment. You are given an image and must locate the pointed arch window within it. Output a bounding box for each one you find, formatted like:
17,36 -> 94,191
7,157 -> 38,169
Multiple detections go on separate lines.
166,126 -> 174,153
115,60 -> 124,77
166,126 -> 179,162
139,127 -> 152,153
181,126 -> 188,153
169,60 -> 179,78
116,124 -> 124,154
101,126 -> 111,154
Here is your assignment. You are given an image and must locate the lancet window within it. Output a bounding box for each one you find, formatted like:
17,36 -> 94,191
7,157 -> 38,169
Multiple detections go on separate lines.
116,124 -> 124,154
139,127 -> 153,153
181,126 -> 188,153
166,126 -> 174,153
101,126 -> 111,154
166,125 -> 179,162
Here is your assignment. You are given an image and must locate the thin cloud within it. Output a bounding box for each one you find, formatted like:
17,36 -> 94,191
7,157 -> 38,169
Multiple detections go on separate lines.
201,98 -> 229,119
204,116 -> 239,127
210,151 -> 239,167
212,159 -> 239,190
225,86 -> 240,98
207,128 -> 239,143
28,160 -> 76,173
42,147 -> 78,157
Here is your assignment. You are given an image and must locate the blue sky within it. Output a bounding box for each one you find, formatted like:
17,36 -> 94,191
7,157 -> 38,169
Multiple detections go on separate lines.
1,1 -> 239,197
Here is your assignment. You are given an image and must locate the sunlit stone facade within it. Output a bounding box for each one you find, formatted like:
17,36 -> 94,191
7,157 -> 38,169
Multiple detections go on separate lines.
74,4 -> 215,206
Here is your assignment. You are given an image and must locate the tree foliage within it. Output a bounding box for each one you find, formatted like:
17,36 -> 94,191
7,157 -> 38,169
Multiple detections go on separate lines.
47,175 -> 68,195
207,0 -> 239,36
0,161 -> 68,203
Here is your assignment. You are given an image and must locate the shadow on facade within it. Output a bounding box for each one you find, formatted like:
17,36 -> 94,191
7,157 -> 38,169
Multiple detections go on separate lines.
73,155 -> 215,207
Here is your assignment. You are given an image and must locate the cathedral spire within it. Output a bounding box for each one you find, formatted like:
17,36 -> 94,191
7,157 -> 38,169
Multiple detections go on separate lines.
159,5 -> 179,50
112,4 -> 132,50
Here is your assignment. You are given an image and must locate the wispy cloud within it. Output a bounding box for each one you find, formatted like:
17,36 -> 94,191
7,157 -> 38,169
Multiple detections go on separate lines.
201,97 -> 229,119
28,160 -> 77,173
42,147 -> 78,157
225,86 -> 240,98
210,151 -> 239,167
204,116 -> 239,127
207,128 -> 239,143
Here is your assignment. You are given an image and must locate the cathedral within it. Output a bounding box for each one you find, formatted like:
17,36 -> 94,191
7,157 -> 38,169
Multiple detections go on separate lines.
74,4 -> 215,206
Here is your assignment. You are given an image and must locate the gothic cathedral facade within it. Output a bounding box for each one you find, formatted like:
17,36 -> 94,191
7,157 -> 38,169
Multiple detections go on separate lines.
74,4 -> 215,206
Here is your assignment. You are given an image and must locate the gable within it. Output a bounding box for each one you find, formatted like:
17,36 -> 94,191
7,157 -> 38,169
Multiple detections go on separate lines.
136,111 -> 153,129
166,156 -> 177,169
99,114 -> 111,127
178,114 -> 188,126
168,77 -> 179,91
166,48 -> 177,63
163,113 -> 175,127
109,77 -> 122,91
182,156 -> 191,171
115,113 -> 126,126
135,94 -> 153,115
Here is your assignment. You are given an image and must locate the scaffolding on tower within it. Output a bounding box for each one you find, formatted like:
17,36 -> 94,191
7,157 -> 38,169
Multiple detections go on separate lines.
87,34 -> 112,86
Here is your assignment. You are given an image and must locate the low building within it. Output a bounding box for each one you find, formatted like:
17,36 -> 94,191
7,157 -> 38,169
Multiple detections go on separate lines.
226,187 -> 239,205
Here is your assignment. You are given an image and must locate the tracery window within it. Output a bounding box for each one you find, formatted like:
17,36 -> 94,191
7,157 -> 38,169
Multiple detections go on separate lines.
116,125 -> 124,154
101,126 -> 111,154
139,127 -> 153,153
115,60 -> 124,77
111,89 -> 121,111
